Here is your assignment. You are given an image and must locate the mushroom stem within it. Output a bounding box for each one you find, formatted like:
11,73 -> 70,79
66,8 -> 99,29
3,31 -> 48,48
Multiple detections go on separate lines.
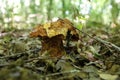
40,35 -> 66,58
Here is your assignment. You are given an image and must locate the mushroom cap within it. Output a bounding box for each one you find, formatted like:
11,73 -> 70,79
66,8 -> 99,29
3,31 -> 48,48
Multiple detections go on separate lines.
30,18 -> 79,40
30,24 -> 47,38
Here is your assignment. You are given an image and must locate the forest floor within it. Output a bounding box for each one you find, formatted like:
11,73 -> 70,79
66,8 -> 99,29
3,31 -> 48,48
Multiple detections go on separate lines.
0,26 -> 120,80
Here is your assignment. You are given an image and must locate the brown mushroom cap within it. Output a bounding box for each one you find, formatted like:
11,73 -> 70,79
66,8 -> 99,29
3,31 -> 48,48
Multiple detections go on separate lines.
30,24 -> 47,38
29,18 -> 79,58
30,18 -> 79,40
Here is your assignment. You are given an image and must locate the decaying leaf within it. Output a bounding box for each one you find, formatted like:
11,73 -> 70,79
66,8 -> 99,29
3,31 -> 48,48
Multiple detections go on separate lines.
99,73 -> 118,80
30,18 -> 79,58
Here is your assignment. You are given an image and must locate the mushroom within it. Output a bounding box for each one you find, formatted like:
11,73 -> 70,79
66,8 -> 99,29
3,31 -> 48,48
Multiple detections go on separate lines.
30,18 -> 79,58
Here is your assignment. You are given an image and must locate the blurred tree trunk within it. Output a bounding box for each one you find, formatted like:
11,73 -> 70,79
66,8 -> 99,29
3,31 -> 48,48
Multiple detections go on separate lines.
111,0 -> 119,25
20,0 -> 28,22
40,0 -> 44,13
62,0 -> 66,18
47,0 -> 53,20
5,0 -> 14,28
30,0 -> 37,13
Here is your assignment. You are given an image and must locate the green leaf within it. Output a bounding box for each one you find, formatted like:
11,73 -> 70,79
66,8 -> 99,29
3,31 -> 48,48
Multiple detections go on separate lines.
76,23 -> 83,30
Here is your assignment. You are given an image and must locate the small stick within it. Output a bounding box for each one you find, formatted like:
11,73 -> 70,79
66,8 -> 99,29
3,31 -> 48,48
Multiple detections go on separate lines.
75,28 -> 120,52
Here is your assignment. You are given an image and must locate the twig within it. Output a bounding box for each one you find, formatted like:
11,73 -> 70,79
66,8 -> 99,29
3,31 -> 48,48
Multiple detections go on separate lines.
75,28 -> 120,52
23,65 -> 44,73
0,52 -> 27,59
0,48 -> 40,59
25,56 -> 71,63
45,69 -> 80,77
25,57 -> 58,63
96,37 -> 120,52
0,64 -> 10,68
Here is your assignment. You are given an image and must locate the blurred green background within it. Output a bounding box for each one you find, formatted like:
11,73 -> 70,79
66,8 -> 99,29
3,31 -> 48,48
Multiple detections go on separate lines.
0,0 -> 120,29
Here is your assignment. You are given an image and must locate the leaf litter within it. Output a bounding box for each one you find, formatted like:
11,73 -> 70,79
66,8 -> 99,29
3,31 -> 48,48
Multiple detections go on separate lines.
0,19 -> 120,80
